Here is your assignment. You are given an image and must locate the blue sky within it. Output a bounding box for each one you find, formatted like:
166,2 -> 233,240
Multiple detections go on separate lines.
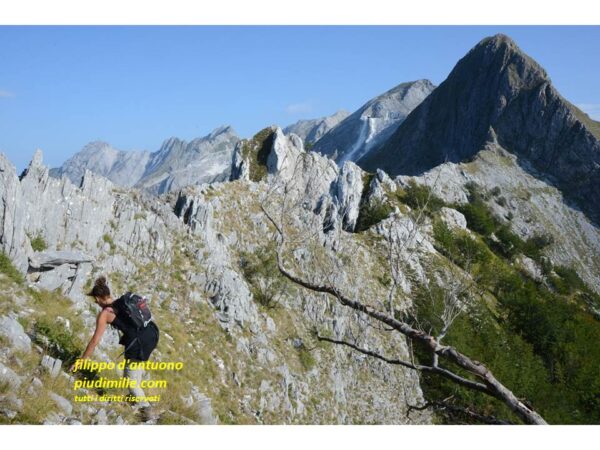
1,26 -> 599,171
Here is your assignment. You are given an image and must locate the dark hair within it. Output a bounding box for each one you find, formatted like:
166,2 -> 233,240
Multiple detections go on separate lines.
87,275 -> 111,298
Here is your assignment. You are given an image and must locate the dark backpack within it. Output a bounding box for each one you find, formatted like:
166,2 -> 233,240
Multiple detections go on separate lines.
118,291 -> 152,330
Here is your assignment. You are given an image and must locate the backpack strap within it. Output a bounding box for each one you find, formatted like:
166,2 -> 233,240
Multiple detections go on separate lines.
117,336 -> 140,360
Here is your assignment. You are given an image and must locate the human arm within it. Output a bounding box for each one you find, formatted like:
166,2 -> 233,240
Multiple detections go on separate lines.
69,309 -> 111,371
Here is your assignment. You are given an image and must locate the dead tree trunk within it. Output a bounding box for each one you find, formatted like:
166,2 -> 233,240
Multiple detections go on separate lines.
261,203 -> 548,425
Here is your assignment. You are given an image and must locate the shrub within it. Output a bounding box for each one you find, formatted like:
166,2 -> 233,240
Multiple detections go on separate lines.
522,234 -> 554,261
550,266 -> 585,295
30,234 -> 48,252
491,224 -> 525,259
355,199 -> 393,233
465,181 -> 487,202
455,234 -> 492,266
432,220 -> 457,255
102,234 -> 116,252
239,244 -> 286,309
34,316 -> 83,365
458,201 -> 496,236
297,345 -> 316,371
399,180 -> 445,213
432,220 -> 491,268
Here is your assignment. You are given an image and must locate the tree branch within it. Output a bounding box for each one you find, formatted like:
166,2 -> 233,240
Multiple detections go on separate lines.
316,334 -> 489,394
407,400 -> 514,425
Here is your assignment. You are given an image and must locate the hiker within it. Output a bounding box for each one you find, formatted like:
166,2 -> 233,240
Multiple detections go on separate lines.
70,276 -> 159,418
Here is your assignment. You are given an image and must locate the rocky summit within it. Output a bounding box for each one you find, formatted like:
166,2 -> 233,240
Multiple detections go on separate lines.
2,33 -> 600,426
360,34 -> 600,224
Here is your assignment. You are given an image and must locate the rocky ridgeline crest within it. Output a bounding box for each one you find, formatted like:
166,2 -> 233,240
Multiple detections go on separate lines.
0,129 -> 431,424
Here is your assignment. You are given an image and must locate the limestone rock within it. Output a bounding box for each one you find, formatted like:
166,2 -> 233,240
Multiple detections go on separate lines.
439,207 -> 467,230
0,315 -> 32,353
313,80 -> 435,163
0,362 -> 22,388
333,161 -> 365,231
41,354 -> 63,378
29,250 -> 93,270
49,393 -> 72,415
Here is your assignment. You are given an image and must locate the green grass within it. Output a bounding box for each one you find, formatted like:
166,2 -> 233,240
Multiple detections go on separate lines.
297,344 -> 316,371
354,199 -> 393,233
238,243 -> 288,309
396,180 -> 445,214
102,233 -> 116,252
30,234 -> 48,252
0,252 -> 24,285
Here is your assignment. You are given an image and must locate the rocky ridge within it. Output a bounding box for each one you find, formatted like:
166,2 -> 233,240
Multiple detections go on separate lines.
283,110 -> 350,145
0,130 -> 433,424
312,80 -> 435,163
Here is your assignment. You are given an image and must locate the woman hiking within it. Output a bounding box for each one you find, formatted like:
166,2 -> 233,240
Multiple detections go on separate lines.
70,276 -> 160,420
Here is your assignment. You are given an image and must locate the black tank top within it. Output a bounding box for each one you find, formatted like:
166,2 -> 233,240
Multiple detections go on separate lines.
106,296 -> 159,361
107,297 -> 137,340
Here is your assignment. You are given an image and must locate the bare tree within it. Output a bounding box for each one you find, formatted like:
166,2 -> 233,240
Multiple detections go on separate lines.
259,154 -> 547,425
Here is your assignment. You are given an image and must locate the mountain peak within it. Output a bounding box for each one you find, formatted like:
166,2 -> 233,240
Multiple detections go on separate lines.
208,125 -> 236,139
483,33 -> 515,46
360,34 -> 600,223
462,33 -> 548,84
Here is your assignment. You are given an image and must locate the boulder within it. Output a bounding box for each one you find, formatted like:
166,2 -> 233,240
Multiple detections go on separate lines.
29,250 -> 93,270
49,392 -> 72,415
41,354 -> 63,378
439,207 -> 468,230
0,315 -> 32,353
0,362 -> 22,388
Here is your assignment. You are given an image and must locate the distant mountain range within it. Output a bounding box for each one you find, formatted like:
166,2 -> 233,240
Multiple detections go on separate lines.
49,141 -> 151,188
50,126 -> 239,195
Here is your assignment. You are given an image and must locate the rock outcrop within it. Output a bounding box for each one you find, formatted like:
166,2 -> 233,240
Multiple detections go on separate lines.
0,141 -> 431,424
